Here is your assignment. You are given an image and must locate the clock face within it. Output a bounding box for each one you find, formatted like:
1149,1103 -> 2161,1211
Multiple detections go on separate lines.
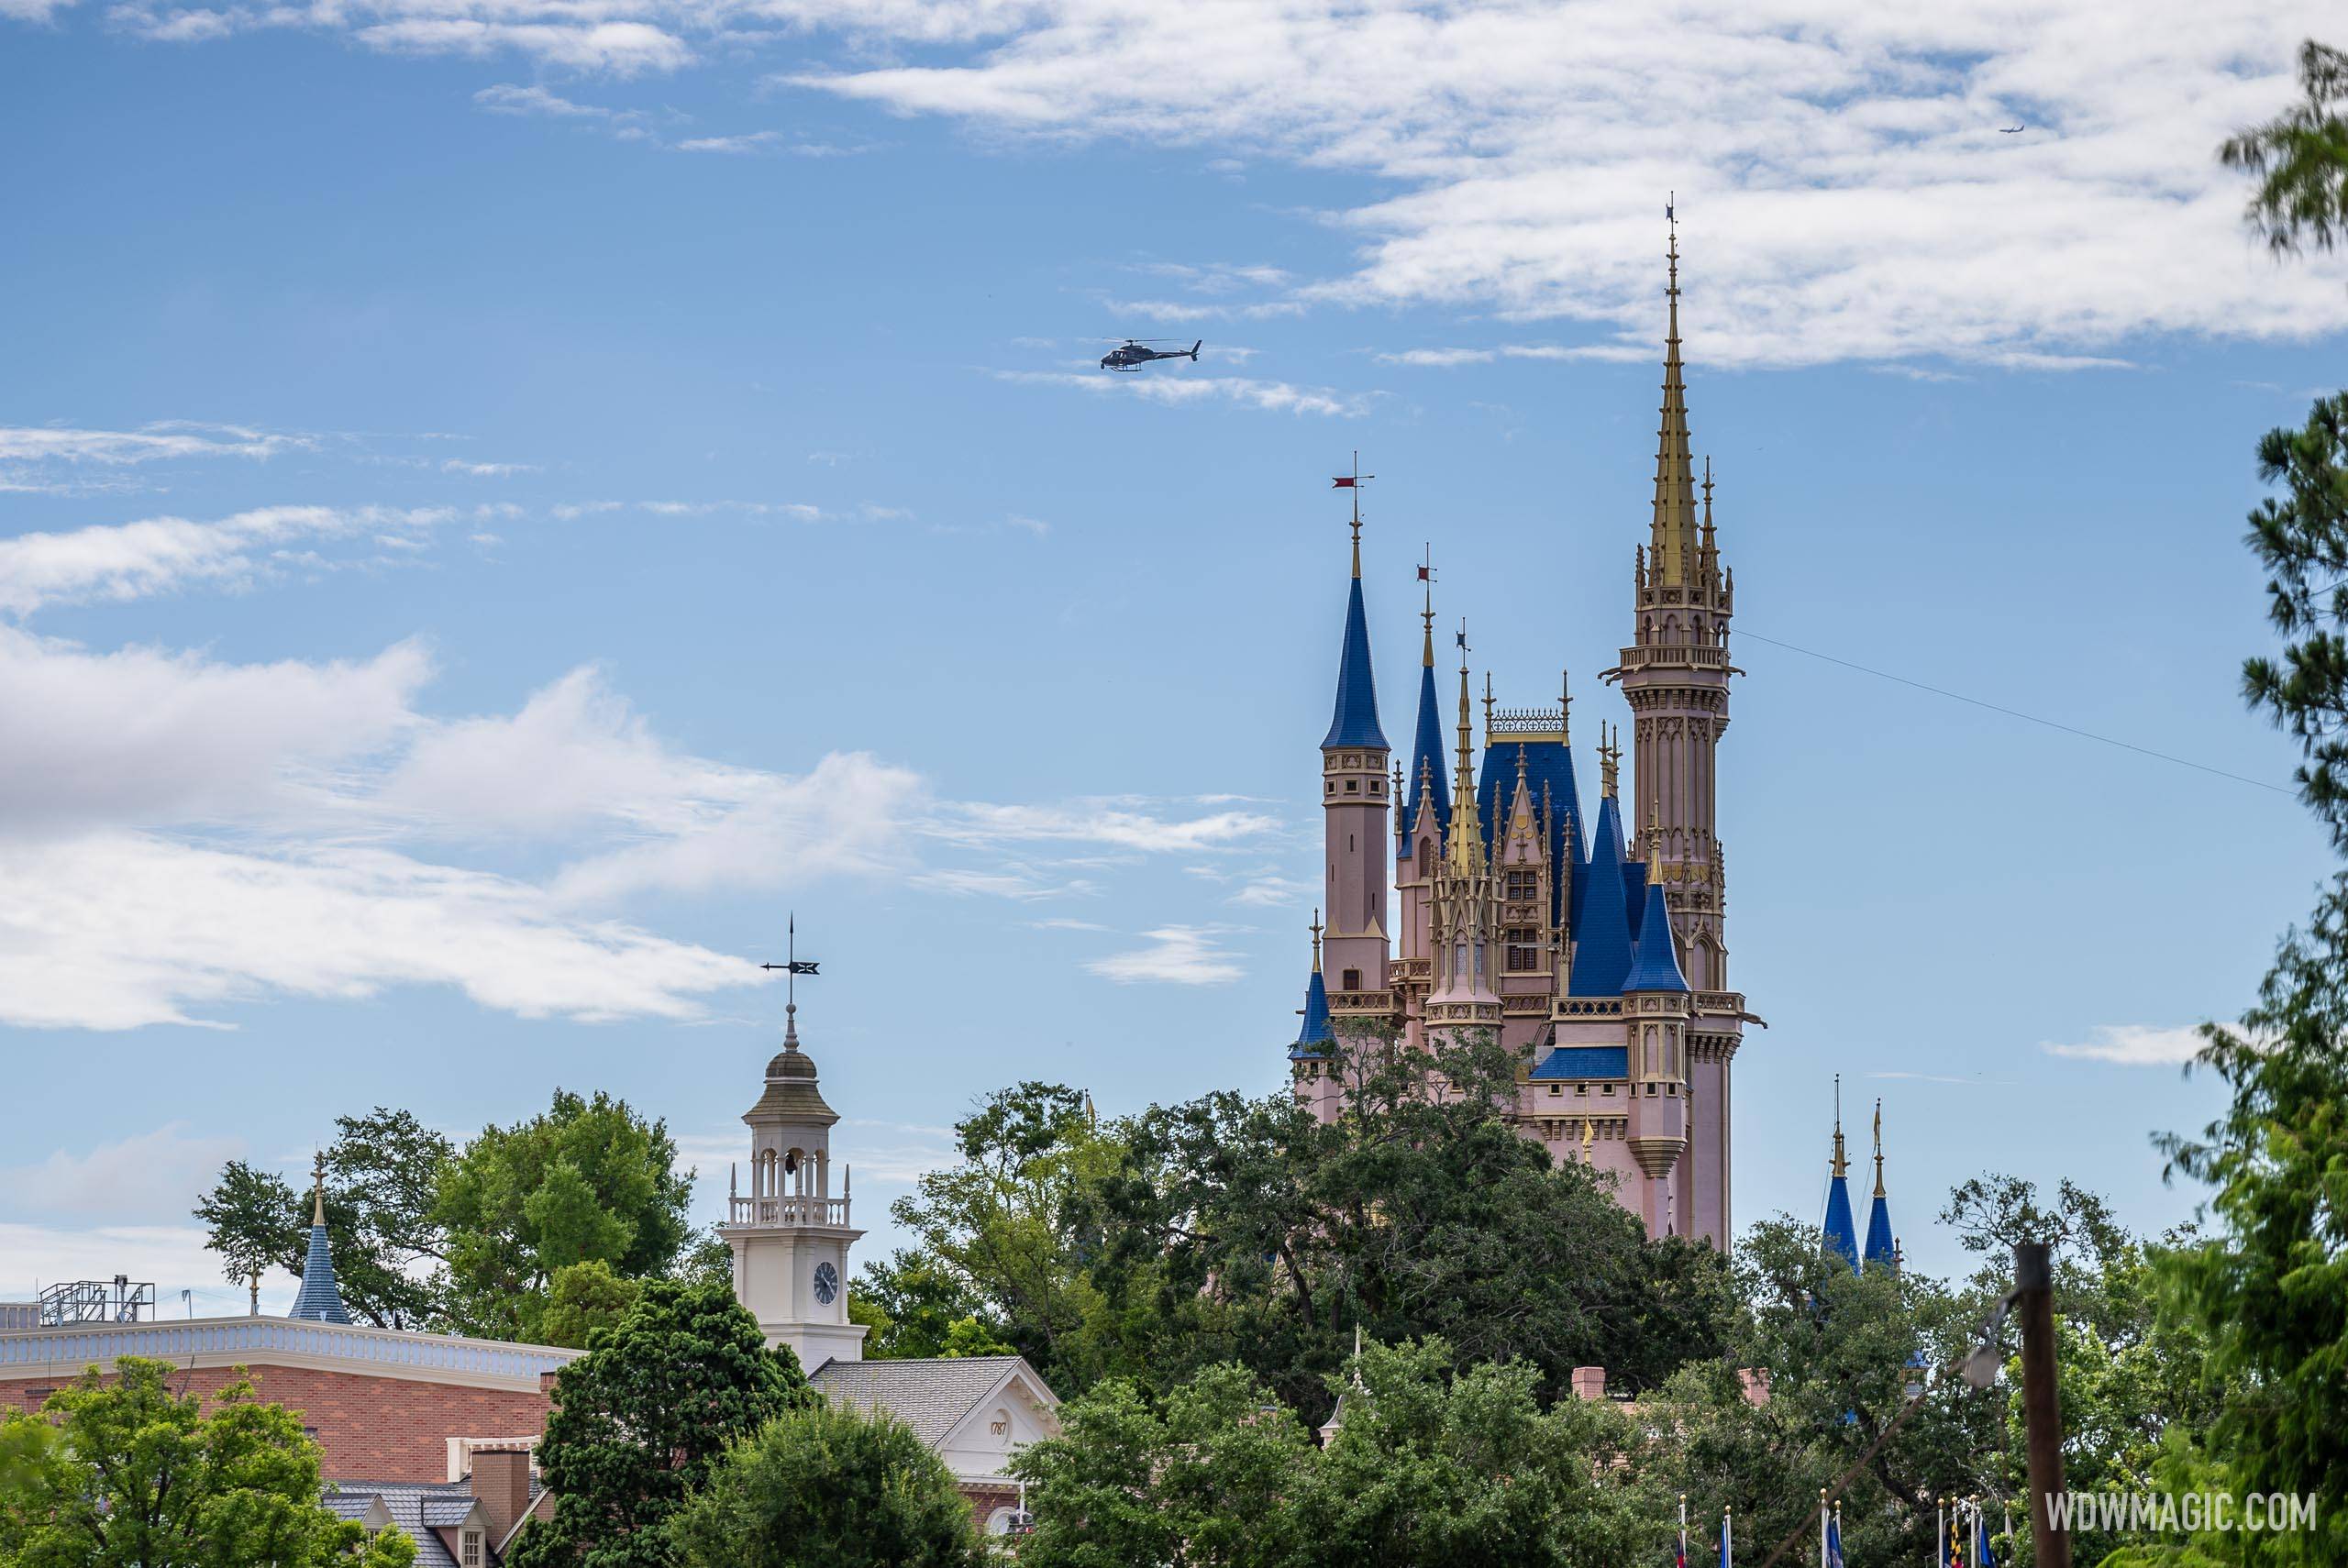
813,1262 -> 838,1305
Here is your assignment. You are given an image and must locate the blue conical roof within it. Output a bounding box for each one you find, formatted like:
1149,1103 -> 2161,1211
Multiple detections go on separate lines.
1566,795 -> 1634,997
1409,661 -> 1450,834
1322,575 -> 1387,750
1289,965 -> 1335,1060
1622,870 -> 1689,993
288,1220 -> 351,1324
1822,1174 -> 1859,1269
1864,1191 -> 1896,1269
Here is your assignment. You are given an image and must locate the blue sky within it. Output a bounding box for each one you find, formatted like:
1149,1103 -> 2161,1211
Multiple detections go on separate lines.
3,0 -> 2344,1313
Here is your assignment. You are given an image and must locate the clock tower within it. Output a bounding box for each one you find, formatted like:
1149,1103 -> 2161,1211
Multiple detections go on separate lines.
721,996 -> 868,1371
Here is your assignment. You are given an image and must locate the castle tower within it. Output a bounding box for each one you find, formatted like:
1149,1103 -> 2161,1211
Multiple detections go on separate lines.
723,991 -> 867,1370
1423,636 -> 1503,1043
1821,1078 -> 1859,1268
1395,571 -> 1450,1051
1609,218 -> 1744,1250
1621,833 -> 1691,1238
1320,484 -> 1392,1022
1863,1099 -> 1898,1270
1288,912 -> 1346,1120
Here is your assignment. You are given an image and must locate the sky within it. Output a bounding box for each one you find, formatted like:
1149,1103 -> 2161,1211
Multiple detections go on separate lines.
3,0 -> 2344,1316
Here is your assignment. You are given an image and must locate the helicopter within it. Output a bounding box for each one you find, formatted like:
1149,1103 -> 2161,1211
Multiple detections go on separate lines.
1101,337 -> 1203,371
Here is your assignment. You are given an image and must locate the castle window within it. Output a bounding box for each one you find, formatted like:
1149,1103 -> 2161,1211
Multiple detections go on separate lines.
1505,870 -> 1536,901
1345,778 -> 1358,792
1341,968 -> 1361,991
1504,928 -> 1541,971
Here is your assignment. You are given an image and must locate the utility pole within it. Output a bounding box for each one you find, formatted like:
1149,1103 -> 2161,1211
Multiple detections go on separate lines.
2015,1242 -> 2070,1568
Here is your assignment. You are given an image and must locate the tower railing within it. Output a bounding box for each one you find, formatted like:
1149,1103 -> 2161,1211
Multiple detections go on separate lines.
725,1194 -> 851,1229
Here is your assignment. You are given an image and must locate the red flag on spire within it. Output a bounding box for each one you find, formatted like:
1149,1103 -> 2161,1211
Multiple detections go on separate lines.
1331,476 -> 1358,488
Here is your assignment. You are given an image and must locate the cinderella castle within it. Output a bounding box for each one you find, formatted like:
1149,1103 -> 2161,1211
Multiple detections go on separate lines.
1289,226 -> 1783,1251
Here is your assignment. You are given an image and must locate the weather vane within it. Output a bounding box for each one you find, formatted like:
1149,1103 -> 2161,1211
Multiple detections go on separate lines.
1332,453 -> 1373,568
759,912 -> 822,1026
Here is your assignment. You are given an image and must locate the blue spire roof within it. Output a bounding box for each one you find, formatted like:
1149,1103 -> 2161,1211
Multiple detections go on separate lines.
1322,574 -> 1388,751
1289,965 -> 1335,1061
1409,660 -> 1450,834
1622,868 -> 1689,993
1822,1170 -> 1859,1269
1566,794 -> 1634,997
1864,1189 -> 1896,1269
288,1218 -> 351,1324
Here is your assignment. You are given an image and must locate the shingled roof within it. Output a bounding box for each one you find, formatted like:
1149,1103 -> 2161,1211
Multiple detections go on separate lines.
809,1355 -> 1052,1450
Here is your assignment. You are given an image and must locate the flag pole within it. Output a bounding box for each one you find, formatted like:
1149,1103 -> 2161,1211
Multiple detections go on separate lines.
1725,1505 -> 1733,1568
1937,1496 -> 1945,1568
1820,1489 -> 1828,1568
1970,1495 -> 1980,1568
1681,1494 -> 1689,1568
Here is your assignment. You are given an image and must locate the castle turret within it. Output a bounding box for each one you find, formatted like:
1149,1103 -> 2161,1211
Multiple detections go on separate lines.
1863,1099 -> 1897,1270
1821,1079 -> 1859,1268
1423,634 -> 1502,1043
1622,832 -> 1690,1237
1607,216 -> 1744,1250
1290,913 -> 1346,1120
1320,490 -> 1391,1023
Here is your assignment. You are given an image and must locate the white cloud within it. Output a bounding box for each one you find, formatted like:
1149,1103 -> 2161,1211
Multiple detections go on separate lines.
443,458 -> 537,476
1085,925 -> 1245,986
474,82 -> 614,116
355,17 -> 691,72
0,503 -> 450,616
5,1123 -> 245,1221
0,831 -> 761,1030
675,130 -> 861,155
993,370 -> 1375,417
0,422 -> 306,466
777,0 -> 2348,368
0,626 -> 429,829
2042,1023 -> 2210,1066
934,799 -> 1280,854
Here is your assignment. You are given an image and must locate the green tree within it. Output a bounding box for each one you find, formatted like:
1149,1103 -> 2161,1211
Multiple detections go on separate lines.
507,1278 -> 809,1568
1013,1363 -> 1312,1568
1092,1033 -> 1732,1415
884,1083 -> 1126,1389
0,1357 -> 415,1568
2221,41 -> 2348,255
670,1402 -> 980,1568
536,1260 -> 643,1351
1294,1339 -> 1648,1568
194,1108 -> 455,1329
436,1088 -> 695,1341
2237,392 -> 2348,847
854,1249 -> 1010,1360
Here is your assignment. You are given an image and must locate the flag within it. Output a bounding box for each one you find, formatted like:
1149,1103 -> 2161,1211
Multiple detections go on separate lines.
1977,1509 -> 1997,1568
1332,476 -> 1358,489
1824,1514 -> 1844,1568
1417,565 -> 1433,581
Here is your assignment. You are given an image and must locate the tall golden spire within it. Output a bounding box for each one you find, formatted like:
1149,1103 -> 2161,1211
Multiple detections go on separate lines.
1310,909 -> 1324,973
1445,621 -> 1484,874
311,1150 -> 327,1227
1831,1073 -> 1849,1179
1649,202 -> 1700,588
1598,722 -> 1621,799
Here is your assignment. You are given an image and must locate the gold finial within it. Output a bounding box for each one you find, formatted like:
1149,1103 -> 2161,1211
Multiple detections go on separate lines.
1581,1117 -> 1594,1161
1342,451 -> 1368,578
1872,1098 -> 1886,1199
1481,672 -> 1496,741
1598,723 -> 1621,800
1310,909 -> 1324,973
1645,800 -> 1666,882
1445,620 -> 1483,874
310,1150 -> 327,1228
1559,669 -> 1572,744
1651,197 -> 1698,588
1391,757 -> 1403,807
249,1267 -> 260,1317
1831,1073 -> 1848,1179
